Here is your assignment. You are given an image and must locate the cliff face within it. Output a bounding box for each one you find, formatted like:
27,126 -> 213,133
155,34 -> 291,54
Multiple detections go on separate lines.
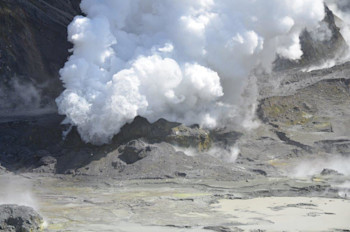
274,5 -> 348,70
300,6 -> 348,64
0,0 -> 81,115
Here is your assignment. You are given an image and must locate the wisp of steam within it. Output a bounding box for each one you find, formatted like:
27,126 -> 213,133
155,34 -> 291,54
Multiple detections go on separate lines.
56,0 -> 325,144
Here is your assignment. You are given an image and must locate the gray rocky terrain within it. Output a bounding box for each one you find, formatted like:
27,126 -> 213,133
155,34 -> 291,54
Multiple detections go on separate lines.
0,204 -> 44,232
1,1 -> 350,232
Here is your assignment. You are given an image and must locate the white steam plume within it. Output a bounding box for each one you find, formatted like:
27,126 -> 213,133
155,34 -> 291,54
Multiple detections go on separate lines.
174,145 -> 240,163
57,0 -> 325,144
0,174 -> 38,210
291,155 -> 350,178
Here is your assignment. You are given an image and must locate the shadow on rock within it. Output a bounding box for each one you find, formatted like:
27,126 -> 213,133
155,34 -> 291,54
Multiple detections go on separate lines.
0,114 -> 244,180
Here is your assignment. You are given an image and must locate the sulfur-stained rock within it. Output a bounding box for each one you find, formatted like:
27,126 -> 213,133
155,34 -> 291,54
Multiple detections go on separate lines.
166,125 -> 211,151
117,116 -> 213,151
258,78 -> 350,134
0,204 -> 44,232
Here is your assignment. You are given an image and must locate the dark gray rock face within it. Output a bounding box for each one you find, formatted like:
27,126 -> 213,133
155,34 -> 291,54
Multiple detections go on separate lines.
300,6 -> 348,63
314,139 -> 350,155
117,117 -> 212,151
72,138 -> 252,180
0,114 -> 64,172
274,5 -> 348,70
0,113 -> 245,179
0,204 -> 43,232
0,0 -> 81,115
118,140 -> 152,164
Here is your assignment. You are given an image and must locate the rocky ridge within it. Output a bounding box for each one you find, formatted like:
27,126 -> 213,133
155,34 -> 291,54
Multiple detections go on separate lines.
274,5 -> 349,70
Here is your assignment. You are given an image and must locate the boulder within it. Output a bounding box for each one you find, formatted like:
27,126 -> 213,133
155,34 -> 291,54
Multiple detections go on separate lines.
165,124 -> 211,151
0,204 -> 44,232
118,140 -> 152,164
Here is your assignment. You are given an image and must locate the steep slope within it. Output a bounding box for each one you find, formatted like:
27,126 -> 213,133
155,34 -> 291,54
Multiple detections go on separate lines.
274,5 -> 348,70
0,0 -> 80,115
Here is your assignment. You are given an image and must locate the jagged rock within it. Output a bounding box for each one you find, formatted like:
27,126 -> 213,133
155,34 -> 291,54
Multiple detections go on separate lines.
117,116 -> 212,151
300,5 -> 348,63
0,204 -> 44,232
274,5 -> 348,70
117,116 -> 242,152
118,140 -> 153,164
166,124 -> 211,151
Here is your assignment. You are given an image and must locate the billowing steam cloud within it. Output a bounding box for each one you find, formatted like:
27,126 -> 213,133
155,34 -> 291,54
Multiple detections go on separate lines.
57,0 -> 325,144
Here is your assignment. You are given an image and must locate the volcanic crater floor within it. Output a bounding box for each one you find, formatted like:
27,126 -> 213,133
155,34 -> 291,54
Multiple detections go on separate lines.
1,173 -> 350,232
2,63 -> 350,231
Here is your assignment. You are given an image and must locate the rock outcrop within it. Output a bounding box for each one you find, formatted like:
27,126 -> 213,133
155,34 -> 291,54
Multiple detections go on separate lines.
73,139 -> 251,180
258,78 -> 350,134
0,113 -> 243,178
116,116 -> 212,151
0,204 -> 44,232
274,5 -> 348,70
